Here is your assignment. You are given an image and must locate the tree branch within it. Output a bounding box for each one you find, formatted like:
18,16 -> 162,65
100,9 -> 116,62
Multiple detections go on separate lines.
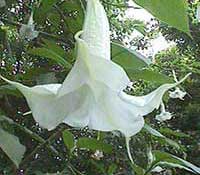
20,125 -> 66,174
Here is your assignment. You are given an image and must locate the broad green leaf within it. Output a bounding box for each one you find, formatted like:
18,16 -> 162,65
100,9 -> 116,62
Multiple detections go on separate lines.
111,42 -> 148,70
107,164 -> 117,175
0,128 -> 26,167
34,0 -> 59,24
153,151 -> 200,174
131,20 -> 146,35
127,69 -> 173,85
144,124 -> 165,138
144,124 -> 180,149
47,12 -> 61,30
130,162 -> 145,175
157,162 -> 193,172
77,137 -> 112,153
90,160 -> 106,173
0,115 -> 13,123
111,43 -> 173,84
164,138 -> 180,150
133,0 -> 190,35
28,48 -> 72,68
42,39 -> 68,59
160,128 -> 190,138
62,130 -> 75,152
0,84 -> 22,97
60,0 -> 84,34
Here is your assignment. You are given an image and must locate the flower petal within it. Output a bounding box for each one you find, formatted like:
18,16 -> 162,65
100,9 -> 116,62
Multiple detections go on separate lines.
155,112 -> 173,122
0,76 -> 64,129
87,81 -> 145,137
58,34 -> 130,97
120,73 -> 191,116
62,80 -> 144,137
169,87 -> 187,100
82,0 -> 110,60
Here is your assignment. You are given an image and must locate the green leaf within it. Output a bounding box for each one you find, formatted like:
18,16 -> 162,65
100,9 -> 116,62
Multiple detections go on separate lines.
60,0 -> 84,34
62,130 -> 75,152
133,0 -> 190,35
111,43 -> 173,84
28,47 -> 72,68
0,115 -> 14,123
0,27 -> 6,44
42,39 -> 68,59
127,69 -> 173,85
111,42 -> 148,70
144,124 -> 165,138
0,84 -> 22,97
153,151 -> 200,174
90,160 -> 106,173
159,128 -> 190,138
0,128 -> 26,168
130,162 -> 145,175
34,0 -> 59,24
77,137 -> 112,153
107,164 -> 117,175
144,124 -> 180,149
131,20 -> 147,35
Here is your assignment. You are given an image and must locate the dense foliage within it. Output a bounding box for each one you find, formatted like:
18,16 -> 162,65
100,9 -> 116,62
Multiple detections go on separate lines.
0,0 -> 199,175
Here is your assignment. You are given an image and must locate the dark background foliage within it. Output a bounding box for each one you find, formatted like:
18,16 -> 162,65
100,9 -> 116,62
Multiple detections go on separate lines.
0,0 -> 199,175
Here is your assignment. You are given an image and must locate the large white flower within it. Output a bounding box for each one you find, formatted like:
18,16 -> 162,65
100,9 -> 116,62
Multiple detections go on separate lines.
0,0 -> 190,139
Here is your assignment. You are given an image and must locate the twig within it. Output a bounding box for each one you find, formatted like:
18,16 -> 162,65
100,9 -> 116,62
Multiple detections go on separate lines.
68,163 -> 85,175
0,18 -> 71,45
20,126 -> 66,174
14,122 -> 59,155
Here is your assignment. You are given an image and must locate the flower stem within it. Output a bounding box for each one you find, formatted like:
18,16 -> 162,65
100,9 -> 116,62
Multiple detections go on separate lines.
125,137 -> 134,164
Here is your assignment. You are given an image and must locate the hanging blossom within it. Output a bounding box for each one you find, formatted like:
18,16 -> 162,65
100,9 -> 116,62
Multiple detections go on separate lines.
19,12 -> 39,40
169,70 -> 187,100
155,102 -> 173,122
0,0 -> 191,162
169,87 -> 187,100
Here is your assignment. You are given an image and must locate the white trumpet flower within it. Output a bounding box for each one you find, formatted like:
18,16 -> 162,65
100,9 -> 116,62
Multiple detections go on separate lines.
156,111 -> 172,122
155,102 -> 173,122
169,70 -> 187,100
1,0 -> 191,138
19,12 -> 39,40
169,87 -> 187,100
